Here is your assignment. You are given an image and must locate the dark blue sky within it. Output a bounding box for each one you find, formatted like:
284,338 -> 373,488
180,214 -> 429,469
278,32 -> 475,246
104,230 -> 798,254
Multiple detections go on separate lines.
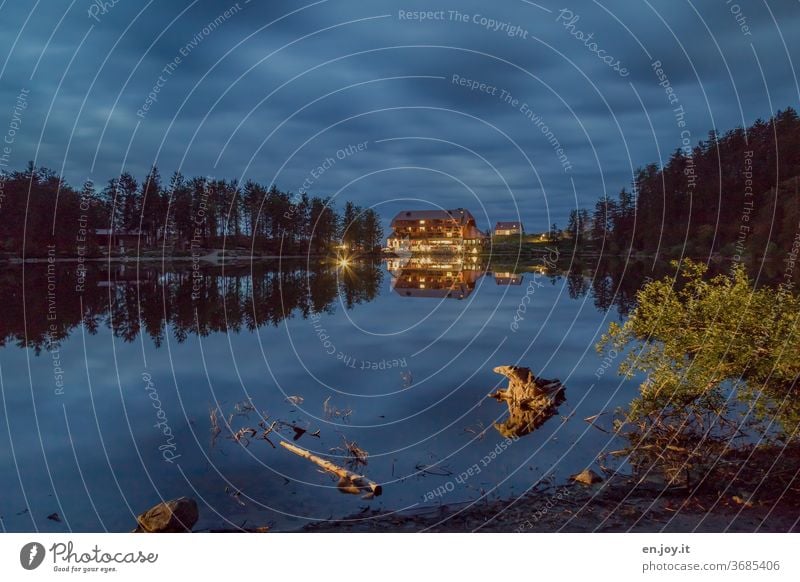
1,0 -> 798,231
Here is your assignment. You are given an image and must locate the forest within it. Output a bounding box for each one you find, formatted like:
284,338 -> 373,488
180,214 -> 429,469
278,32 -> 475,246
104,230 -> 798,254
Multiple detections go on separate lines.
567,107 -> 800,262
0,164 -> 383,257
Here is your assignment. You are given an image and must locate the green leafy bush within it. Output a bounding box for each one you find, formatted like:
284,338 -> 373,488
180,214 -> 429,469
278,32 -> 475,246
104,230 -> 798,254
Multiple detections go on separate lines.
599,260 -> 800,440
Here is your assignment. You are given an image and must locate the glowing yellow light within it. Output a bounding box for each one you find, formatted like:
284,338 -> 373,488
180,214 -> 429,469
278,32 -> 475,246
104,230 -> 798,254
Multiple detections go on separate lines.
338,257 -> 351,267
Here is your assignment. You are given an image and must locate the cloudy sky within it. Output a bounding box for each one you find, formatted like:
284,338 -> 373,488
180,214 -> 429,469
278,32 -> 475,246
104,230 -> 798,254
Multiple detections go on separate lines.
1,0 -> 798,231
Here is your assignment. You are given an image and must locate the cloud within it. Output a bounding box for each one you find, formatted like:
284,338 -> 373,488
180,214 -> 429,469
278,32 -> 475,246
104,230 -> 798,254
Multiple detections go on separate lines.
1,0 -> 798,230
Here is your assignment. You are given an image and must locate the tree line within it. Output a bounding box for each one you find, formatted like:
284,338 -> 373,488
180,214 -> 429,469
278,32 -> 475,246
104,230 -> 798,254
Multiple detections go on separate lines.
0,163 -> 383,256
566,107 -> 800,263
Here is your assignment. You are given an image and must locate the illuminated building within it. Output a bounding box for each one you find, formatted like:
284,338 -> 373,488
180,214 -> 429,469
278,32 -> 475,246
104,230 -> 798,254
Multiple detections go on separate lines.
387,209 -> 486,254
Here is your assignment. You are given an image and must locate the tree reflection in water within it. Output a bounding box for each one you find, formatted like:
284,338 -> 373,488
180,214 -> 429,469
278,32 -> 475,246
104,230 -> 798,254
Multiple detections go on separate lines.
0,260 -> 383,352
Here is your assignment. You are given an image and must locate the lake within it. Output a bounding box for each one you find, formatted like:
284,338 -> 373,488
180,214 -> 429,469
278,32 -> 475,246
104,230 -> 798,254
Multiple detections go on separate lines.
0,257 -> 653,532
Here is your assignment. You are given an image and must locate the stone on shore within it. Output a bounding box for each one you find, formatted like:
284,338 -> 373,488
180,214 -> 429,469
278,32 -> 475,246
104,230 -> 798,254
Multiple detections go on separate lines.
570,469 -> 604,485
134,497 -> 198,533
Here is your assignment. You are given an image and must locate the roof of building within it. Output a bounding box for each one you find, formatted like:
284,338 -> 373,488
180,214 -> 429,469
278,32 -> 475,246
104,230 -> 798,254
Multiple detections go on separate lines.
494,221 -> 523,230
390,208 -> 476,226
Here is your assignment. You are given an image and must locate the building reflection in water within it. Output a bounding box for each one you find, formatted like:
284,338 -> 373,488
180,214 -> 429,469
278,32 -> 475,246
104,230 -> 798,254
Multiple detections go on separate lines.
387,256 -> 487,300
492,272 -> 524,286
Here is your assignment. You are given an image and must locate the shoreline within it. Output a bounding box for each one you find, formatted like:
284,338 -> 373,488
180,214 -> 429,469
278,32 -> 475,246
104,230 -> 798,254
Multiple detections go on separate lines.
0,250 -> 770,264
1,254 -> 315,264
299,473 -> 800,533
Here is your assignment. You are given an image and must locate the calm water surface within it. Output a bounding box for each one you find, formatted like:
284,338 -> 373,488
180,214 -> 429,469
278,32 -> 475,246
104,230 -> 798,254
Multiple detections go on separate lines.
0,259 -> 645,531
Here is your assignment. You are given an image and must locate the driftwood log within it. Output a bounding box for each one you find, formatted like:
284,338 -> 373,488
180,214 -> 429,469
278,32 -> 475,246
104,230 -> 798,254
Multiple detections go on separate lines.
489,366 -> 566,438
280,441 -> 382,498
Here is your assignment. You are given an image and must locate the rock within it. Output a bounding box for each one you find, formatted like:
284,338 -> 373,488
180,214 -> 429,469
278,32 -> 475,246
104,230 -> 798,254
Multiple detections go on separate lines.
135,497 -> 198,533
570,469 -> 604,485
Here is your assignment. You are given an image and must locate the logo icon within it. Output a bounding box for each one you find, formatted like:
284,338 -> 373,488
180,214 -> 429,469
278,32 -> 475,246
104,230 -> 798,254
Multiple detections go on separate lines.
20,542 -> 46,570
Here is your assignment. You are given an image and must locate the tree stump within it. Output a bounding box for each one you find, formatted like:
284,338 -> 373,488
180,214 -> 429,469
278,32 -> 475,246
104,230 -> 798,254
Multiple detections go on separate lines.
489,366 -> 565,438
